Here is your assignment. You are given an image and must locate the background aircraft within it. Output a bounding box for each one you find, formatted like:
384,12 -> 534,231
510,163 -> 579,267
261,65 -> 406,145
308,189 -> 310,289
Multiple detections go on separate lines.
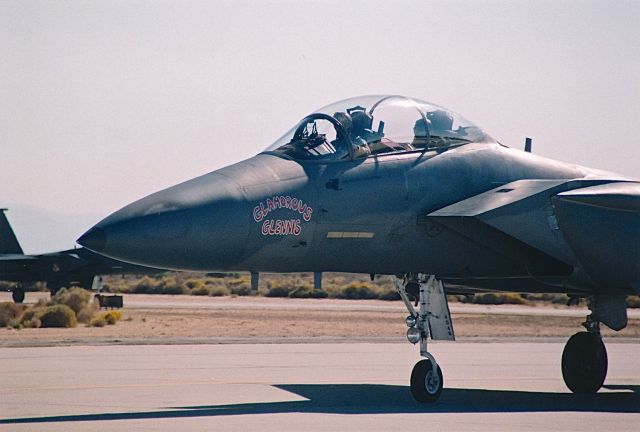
0,209 -> 164,303
78,95 -> 639,402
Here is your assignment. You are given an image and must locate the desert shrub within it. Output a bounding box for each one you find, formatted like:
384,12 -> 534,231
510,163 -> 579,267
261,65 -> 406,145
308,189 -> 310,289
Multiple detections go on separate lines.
51,287 -> 89,314
289,284 -> 328,299
377,290 -> 400,301
162,284 -> 186,294
103,310 -> 122,324
20,307 -> 44,322
333,282 -> 379,300
627,296 -> 640,308
39,305 -> 77,328
22,317 -> 41,328
90,316 -> 106,327
90,310 -> 122,326
227,276 -> 252,296
230,285 -> 252,296
159,276 -> 186,294
51,287 -> 98,323
472,292 -> 527,305
263,279 -> 293,297
523,293 -> 568,304
133,276 -> 159,294
182,279 -> 204,291
0,302 -> 25,326
266,286 -> 290,297
77,303 -> 99,324
209,285 -> 230,297
191,285 -> 210,296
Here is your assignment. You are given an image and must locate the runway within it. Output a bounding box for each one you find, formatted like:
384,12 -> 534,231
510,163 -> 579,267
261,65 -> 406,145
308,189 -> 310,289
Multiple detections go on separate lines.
2,342 -> 639,431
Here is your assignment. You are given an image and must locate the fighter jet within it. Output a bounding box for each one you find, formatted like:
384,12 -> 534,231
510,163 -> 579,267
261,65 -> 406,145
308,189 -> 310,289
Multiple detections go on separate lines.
78,95 -> 639,402
0,209 -> 164,303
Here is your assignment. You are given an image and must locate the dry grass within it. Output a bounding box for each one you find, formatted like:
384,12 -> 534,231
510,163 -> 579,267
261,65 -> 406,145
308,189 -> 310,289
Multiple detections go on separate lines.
39,304 -> 77,328
51,287 -> 98,323
90,310 -> 122,327
0,302 -> 26,326
97,272 -> 596,306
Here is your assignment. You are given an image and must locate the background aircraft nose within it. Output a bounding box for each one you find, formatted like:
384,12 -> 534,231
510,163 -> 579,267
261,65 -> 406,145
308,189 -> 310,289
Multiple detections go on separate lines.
78,172 -> 250,271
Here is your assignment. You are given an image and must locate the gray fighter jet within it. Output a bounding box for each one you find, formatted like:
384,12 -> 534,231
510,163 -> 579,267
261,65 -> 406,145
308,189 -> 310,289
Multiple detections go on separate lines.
78,95 -> 639,402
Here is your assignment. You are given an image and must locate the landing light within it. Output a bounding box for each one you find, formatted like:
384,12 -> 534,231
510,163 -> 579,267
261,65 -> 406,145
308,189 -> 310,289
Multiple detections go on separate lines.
406,327 -> 421,344
405,315 -> 417,328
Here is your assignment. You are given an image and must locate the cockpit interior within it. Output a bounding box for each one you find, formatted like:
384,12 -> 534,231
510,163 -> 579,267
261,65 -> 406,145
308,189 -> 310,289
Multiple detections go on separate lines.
264,95 -> 493,162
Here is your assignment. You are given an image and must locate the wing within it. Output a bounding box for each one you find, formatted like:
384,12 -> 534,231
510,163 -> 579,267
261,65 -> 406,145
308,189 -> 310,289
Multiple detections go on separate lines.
0,253 -> 82,281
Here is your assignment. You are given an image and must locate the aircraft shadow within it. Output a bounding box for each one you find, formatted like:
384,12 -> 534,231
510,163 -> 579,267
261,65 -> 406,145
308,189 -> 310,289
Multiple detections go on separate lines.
2,384 -> 638,424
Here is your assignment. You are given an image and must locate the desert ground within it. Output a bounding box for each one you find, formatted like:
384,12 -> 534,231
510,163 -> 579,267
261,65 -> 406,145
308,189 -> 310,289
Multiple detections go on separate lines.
1,292 -> 639,347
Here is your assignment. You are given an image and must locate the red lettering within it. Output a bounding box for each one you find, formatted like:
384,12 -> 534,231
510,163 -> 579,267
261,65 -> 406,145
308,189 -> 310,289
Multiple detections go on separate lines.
284,219 -> 293,234
303,207 -> 313,222
255,197 -> 313,231
253,206 -> 263,222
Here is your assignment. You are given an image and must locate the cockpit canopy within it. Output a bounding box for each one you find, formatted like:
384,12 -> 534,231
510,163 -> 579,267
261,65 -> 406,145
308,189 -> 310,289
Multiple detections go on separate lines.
263,95 -> 494,161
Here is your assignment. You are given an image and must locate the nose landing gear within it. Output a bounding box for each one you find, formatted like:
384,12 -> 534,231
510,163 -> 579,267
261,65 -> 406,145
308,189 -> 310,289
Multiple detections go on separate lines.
397,274 -> 454,403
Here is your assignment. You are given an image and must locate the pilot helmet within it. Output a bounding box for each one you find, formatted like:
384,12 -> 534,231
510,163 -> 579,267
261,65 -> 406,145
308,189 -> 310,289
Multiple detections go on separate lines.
414,118 -> 429,137
349,109 -> 373,135
333,111 -> 353,133
427,110 -> 454,131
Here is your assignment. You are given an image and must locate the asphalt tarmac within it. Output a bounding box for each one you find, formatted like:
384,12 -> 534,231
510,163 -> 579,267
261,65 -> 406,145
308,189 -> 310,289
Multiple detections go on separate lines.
2,342 -> 639,431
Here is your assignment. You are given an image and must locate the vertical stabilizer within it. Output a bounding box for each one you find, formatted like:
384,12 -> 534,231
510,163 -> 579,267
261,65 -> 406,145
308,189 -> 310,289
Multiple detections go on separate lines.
0,209 -> 23,254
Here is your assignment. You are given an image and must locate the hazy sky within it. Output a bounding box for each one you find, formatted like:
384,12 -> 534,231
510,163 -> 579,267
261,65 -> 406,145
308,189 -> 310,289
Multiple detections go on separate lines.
1,0 -> 639,252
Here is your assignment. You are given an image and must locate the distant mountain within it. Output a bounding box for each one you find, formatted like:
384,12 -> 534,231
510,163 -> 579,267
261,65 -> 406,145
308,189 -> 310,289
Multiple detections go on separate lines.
1,204 -> 103,255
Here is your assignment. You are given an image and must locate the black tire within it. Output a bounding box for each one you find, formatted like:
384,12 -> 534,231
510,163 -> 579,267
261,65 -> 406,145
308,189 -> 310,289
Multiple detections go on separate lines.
561,331 -> 608,394
410,359 -> 444,403
12,288 -> 25,303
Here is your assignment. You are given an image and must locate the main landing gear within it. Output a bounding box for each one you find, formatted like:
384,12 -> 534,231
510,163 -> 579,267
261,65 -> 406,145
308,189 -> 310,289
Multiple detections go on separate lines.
561,315 -> 608,393
397,274 -> 454,402
561,295 -> 626,394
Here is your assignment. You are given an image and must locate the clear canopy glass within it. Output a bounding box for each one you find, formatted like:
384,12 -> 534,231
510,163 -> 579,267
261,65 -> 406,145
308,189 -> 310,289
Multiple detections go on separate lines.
263,95 -> 493,161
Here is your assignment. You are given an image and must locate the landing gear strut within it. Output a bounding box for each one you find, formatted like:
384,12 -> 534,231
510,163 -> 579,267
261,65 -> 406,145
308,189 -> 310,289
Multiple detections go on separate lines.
397,274 -> 454,403
561,315 -> 608,393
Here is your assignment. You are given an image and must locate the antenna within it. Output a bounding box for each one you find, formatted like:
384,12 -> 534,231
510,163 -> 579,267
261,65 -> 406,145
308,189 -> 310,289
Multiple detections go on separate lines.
524,137 -> 532,153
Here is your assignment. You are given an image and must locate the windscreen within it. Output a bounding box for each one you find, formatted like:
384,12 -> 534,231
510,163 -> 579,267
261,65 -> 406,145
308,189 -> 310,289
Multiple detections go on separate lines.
263,95 -> 493,160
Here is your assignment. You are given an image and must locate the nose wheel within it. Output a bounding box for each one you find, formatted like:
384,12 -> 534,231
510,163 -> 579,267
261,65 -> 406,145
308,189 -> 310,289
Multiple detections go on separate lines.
410,358 -> 444,402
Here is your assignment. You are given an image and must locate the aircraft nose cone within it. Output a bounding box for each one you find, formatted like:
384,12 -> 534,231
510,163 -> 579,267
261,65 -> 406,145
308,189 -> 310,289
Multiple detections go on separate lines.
77,172 -> 250,271
77,227 -> 106,252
